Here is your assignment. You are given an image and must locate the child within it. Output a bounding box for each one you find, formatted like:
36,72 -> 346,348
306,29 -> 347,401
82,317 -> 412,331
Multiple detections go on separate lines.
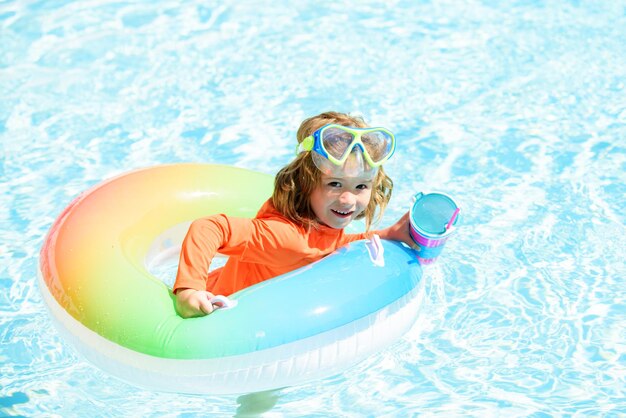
173,111 -> 415,318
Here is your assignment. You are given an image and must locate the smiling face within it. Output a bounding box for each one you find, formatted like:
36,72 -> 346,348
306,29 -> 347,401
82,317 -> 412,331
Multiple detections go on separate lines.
309,172 -> 374,229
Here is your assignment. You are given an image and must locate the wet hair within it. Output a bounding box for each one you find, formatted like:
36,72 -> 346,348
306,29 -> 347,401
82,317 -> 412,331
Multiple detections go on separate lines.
272,111 -> 394,230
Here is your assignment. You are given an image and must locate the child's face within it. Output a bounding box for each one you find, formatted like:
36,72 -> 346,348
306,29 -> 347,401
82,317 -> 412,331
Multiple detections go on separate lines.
310,173 -> 373,229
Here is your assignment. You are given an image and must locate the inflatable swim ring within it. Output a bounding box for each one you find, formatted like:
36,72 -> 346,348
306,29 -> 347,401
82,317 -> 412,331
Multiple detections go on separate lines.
39,163 -> 424,394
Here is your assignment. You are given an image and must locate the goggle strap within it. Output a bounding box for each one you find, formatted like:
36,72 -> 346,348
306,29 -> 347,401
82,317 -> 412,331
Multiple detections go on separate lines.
302,135 -> 314,151
296,135 -> 315,155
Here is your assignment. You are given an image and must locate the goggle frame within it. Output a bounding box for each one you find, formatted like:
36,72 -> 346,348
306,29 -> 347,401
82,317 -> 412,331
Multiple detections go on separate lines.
297,124 -> 396,168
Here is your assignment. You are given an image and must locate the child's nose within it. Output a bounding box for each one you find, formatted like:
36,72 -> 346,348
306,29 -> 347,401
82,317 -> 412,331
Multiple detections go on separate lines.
339,191 -> 356,205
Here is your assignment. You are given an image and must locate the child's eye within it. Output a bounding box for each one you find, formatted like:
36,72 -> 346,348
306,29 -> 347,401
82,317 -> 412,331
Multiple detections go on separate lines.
328,181 -> 342,188
356,184 -> 369,190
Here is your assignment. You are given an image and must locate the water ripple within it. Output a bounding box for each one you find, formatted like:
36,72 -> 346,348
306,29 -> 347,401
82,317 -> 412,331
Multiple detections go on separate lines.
2,0 -> 625,416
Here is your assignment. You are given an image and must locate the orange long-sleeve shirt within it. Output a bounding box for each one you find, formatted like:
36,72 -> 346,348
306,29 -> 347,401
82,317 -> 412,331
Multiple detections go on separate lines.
173,199 -> 374,296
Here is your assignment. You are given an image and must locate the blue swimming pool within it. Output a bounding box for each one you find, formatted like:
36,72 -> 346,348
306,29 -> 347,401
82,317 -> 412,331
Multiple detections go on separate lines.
2,0 -> 625,416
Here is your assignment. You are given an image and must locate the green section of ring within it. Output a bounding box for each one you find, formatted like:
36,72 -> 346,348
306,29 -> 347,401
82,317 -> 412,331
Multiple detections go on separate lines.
41,164 -> 274,358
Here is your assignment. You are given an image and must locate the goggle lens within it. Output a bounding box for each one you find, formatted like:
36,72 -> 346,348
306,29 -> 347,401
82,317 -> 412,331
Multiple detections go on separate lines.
362,131 -> 394,163
321,127 -> 355,160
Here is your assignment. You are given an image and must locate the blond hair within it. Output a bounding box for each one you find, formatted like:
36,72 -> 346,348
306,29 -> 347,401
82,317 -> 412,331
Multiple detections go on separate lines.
272,111 -> 393,230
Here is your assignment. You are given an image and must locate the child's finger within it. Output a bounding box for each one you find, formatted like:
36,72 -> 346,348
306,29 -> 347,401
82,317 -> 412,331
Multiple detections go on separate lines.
198,293 -> 215,314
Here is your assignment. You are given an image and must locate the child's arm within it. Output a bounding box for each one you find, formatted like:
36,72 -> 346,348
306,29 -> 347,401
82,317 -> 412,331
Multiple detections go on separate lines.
375,211 -> 418,249
173,217 -> 227,293
342,212 -> 416,249
173,216 -> 232,318
173,213 -> 310,317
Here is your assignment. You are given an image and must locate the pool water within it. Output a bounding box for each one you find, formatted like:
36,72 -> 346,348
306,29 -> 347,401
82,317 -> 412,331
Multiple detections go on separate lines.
2,0 -> 625,416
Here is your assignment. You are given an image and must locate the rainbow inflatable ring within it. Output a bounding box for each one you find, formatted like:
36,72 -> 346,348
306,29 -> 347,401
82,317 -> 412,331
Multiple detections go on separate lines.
39,164 -> 424,395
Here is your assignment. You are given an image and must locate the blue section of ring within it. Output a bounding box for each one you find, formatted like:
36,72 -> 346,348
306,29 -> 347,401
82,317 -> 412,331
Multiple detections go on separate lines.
204,239 -> 422,354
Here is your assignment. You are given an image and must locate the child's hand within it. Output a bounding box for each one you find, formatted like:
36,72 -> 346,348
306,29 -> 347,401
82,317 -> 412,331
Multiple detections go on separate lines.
377,211 -> 418,250
175,288 -> 217,318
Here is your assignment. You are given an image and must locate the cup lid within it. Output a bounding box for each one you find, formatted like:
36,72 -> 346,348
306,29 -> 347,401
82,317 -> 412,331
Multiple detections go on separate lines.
410,192 -> 459,237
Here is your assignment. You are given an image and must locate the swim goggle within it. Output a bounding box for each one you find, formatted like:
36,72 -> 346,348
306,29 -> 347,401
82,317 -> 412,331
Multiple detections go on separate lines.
297,124 -> 396,168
